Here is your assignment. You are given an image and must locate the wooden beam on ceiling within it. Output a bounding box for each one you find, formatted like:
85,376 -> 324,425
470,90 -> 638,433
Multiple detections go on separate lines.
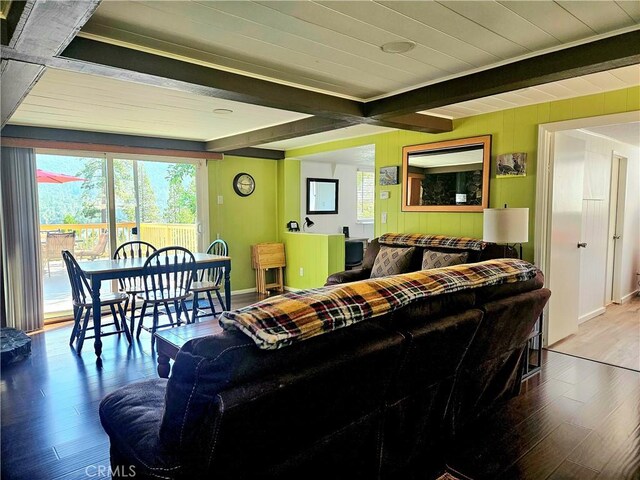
0,0 -> 101,127
223,148 -> 285,160
366,30 -> 640,119
206,117 -> 354,152
365,113 -> 452,133
0,125 -> 284,160
1,125 -> 223,160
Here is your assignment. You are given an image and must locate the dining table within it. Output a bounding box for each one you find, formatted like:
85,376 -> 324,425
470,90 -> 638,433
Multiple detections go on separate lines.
78,252 -> 231,358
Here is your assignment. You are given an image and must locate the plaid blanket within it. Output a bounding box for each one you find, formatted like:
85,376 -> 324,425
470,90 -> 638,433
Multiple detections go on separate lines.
378,233 -> 486,251
220,259 -> 537,350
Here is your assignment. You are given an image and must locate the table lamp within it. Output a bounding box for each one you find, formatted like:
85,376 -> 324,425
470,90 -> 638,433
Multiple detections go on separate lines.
483,207 -> 529,259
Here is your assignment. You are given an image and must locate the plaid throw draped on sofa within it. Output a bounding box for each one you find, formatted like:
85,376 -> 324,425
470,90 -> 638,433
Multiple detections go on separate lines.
220,259 -> 538,350
378,233 -> 486,251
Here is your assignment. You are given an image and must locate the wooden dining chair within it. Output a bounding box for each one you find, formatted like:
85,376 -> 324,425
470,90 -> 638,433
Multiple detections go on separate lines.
113,241 -> 157,335
136,246 -> 195,346
191,239 -> 229,322
62,250 -> 131,354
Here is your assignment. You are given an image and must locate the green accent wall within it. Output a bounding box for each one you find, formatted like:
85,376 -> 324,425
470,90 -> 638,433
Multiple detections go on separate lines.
208,155 -> 279,291
276,158 -> 301,239
287,86 -> 640,262
281,232 -> 345,289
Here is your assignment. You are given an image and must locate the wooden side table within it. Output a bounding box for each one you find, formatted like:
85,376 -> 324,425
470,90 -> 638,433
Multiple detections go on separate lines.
154,320 -> 222,378
252,243 -> 286,294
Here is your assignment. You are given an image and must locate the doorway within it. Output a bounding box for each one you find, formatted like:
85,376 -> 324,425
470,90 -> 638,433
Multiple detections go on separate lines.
36,150 -> 209,320
535,112 -> 640,370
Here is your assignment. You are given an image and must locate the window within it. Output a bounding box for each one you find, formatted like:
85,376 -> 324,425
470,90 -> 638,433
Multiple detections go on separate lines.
356,170 -> 374,223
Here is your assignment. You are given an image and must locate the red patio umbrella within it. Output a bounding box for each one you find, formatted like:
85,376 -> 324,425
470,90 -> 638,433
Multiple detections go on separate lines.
36,169 -> 85,184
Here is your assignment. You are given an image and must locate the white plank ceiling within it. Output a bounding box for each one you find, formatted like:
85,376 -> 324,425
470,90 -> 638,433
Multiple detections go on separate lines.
80,0 -> 640,100
422,64 -> 640,119
9,68 -> 310,141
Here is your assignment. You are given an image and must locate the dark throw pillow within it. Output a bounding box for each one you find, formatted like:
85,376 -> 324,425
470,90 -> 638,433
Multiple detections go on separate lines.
422,250 -> 469,270
370,246 -> 415,278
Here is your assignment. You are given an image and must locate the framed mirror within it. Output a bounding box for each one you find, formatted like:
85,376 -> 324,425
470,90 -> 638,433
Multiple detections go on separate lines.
402,135 -> 491,212
307,178 -> 339,214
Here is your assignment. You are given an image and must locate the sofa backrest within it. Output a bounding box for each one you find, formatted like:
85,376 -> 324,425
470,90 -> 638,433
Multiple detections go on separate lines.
448,283 -> 550,435
362,236 -> 516,275
160,321 -> 406,479
380,308 -> 484,478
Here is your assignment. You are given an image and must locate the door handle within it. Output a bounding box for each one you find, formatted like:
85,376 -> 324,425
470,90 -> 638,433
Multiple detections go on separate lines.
613,235 -> 620,240
577,242 -> 587,248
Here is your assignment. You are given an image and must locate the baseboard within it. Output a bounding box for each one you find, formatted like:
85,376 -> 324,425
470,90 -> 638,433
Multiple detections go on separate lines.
231,288 -> 257,296
284,286 -> 302,292
578,307 -> 606,325
621,290 -> 639,304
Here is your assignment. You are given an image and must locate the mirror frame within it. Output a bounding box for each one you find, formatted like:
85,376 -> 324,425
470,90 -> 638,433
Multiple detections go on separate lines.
306,178 -> 339,215
401,135 -> 491,212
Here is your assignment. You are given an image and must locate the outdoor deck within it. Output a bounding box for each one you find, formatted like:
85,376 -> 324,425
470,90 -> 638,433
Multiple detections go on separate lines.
42,222 -> 197,318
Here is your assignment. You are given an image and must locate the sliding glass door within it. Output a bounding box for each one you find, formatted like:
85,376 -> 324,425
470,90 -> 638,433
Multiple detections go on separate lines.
36,151 -> 208,320
113,159 -> 199,252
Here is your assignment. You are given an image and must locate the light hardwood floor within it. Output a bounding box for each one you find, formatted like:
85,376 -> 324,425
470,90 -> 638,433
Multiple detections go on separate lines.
549,296 -> 640,371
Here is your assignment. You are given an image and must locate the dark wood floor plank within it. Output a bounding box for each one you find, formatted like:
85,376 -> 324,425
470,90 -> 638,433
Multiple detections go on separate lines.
547,460 -> 599,480
567,386 -> 640,472
595,425 -> 640,480
497,422 -> 591,480
448,394 -> 586,479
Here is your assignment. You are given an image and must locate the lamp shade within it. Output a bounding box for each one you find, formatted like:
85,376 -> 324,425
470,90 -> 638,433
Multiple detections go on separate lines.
483,208 -> 529,243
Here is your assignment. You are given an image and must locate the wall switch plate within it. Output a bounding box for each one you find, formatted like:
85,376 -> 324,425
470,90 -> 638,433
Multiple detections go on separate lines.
381,212 -> 387,224
380,191 -> 390,200
217,195 -> 224,204
299,267 -> 304,276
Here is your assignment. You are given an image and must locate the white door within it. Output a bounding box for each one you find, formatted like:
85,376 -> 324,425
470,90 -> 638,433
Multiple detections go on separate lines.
548,132 -> 586,345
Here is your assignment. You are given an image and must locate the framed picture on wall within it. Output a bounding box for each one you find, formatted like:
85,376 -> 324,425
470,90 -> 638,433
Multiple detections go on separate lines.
380,166 -> 399,185
496,153 -> 527,178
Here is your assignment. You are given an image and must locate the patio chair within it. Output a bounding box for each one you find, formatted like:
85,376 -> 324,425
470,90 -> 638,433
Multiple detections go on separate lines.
191,239 -> 228,322
76,232 -> 109,260
43,232 -> 75,276
113,241 -> 157,335
62,250 -> 131,354
136,246 -> 195,347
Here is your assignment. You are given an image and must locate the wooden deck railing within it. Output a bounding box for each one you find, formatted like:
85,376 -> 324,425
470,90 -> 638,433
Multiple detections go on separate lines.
41,222 -> 197,253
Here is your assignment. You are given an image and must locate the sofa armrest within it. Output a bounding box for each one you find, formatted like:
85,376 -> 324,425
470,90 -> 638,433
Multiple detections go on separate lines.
325,268 -> 371,286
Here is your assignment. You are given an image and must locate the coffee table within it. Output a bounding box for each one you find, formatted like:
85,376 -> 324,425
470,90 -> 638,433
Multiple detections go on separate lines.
154,319 -> 223,378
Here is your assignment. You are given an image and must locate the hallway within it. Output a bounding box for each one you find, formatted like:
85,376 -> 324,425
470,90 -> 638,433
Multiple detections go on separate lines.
549,296 -> 640,371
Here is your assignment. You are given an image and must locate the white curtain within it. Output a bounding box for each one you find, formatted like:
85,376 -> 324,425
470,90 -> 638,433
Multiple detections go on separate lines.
0,146 -> 44,332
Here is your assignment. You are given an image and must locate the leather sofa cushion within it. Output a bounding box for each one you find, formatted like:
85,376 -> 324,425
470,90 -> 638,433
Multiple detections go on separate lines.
421,249 -> 469,269
370,246 -> 415,278
99,378 -> 182,477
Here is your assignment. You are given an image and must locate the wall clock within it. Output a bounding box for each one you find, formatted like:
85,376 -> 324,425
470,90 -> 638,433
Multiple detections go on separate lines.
233,172 -> 255,197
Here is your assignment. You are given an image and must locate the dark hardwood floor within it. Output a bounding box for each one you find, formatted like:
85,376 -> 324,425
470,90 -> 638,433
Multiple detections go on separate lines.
2,295 -> 639,480
448,350 -> 640,480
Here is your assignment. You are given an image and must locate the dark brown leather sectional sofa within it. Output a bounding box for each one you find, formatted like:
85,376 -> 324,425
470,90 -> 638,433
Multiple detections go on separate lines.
100,268 -> 549,480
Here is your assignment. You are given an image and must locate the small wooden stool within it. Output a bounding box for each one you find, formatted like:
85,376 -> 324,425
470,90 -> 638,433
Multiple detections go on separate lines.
252,243 -> 286,294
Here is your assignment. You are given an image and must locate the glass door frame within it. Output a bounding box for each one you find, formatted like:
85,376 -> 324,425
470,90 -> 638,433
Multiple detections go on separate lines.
36,148 -> 210,322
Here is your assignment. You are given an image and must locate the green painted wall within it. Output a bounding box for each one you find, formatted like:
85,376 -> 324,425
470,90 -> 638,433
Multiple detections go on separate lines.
282,232 -> 345,289
287,86 -> 640,262
208,155 -> 279,291
276,158 -> 301,240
